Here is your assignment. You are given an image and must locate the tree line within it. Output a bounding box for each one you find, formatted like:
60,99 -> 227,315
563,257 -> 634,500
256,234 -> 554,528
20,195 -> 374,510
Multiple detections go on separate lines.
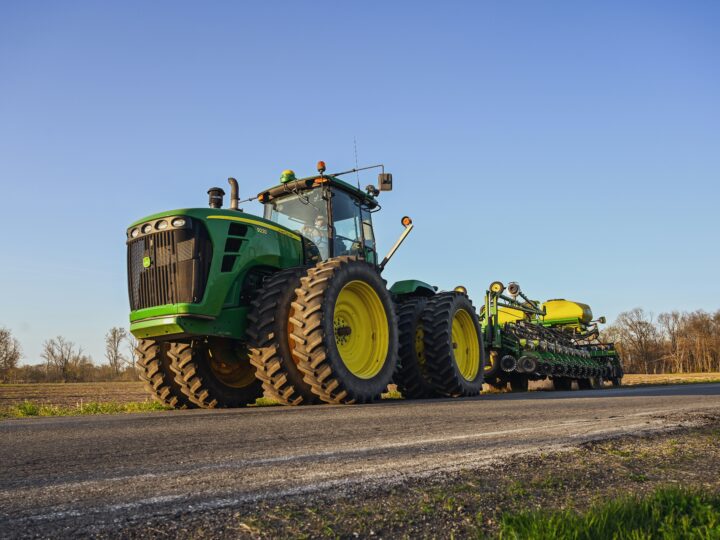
0,327 -> 139,383
2,307 -> 719,382
602,308 -> 720,374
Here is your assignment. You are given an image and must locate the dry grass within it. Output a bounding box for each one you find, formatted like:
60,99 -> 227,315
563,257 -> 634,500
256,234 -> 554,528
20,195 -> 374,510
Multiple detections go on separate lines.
493,373 -> 720,392
622,372 -> 720,385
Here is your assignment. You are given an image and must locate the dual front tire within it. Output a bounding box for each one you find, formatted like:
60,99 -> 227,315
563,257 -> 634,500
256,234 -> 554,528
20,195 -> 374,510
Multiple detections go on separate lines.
167,340 -> 263,408
136,340 -> 194,409
290,257 -> 398,404
136,337 -> 263,409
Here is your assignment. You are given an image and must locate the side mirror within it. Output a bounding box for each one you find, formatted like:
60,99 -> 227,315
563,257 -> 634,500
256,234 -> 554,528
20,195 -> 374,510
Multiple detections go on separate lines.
598,316 -> 606,324
378,173 -> 393,191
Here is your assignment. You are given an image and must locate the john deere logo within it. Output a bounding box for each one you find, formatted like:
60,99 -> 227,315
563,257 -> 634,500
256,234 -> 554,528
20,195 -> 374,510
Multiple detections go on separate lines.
142,256 -> 152,268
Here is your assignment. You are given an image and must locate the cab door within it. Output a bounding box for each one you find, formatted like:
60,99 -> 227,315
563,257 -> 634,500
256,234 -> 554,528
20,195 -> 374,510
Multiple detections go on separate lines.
330,189 -> 376,264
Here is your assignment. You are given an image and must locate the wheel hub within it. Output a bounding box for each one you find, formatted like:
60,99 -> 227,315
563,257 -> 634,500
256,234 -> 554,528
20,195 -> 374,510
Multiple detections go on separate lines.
333,280 -> 389,379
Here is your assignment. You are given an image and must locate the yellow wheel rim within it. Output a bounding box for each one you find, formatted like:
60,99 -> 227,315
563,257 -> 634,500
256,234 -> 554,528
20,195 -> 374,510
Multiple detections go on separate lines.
334,280 -> 389,379
208,345 -> 257,388
452,309 -> 480,381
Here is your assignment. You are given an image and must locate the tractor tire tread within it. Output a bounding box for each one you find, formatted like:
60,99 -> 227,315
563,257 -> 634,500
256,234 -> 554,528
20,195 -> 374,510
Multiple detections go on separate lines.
248,268 -> 318,406
136,339 -> 193,409
167,342 -> 218,408
421,292 -> 484,397
394,297 -> 441,399
291,256 -> 397,405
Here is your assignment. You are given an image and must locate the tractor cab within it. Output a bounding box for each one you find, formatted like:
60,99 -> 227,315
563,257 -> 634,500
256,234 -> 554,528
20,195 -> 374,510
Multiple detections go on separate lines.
259,163 -> 389,266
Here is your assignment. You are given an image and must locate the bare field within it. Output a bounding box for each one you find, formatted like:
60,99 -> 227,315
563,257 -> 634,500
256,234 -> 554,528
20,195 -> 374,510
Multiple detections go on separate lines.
0,381 -> 147,408
518,372 -> 720,392
622,372 -> 720,385
2,373 -> 719,411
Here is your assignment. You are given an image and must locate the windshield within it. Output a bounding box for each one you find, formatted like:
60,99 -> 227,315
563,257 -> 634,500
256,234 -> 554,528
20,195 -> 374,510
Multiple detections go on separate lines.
263,190 -> 329,260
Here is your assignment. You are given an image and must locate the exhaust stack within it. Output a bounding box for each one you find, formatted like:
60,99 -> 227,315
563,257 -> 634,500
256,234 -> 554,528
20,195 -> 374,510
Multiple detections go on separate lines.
228,177 -> 240,210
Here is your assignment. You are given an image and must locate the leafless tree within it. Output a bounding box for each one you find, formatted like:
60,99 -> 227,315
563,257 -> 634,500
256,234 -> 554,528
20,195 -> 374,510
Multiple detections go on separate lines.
0,327 -> 22,382
658,311 -> 683,372
606,308 -> 720,374
609,308 -> 663,373
124,333 -> 139,371
104,327 -> 127,376
41,336 -> 84,383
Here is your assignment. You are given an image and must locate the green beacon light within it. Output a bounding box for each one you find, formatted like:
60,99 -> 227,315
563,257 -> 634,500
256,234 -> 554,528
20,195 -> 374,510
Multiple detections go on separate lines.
280,169 -> 296,184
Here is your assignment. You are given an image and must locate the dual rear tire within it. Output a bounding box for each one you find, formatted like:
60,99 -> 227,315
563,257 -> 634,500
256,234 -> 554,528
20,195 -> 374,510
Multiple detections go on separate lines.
395,292 -> 485,399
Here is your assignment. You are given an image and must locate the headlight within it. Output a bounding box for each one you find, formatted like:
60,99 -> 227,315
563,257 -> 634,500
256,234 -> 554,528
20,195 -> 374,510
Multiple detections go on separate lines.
156,220 -> 168,230
171,218 -> 186,227
141,224 -> 153,234
130,228 -> 140,238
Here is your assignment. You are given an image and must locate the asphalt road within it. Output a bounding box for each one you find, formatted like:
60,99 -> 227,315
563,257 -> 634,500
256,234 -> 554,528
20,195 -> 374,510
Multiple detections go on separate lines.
2,383 -> 720,538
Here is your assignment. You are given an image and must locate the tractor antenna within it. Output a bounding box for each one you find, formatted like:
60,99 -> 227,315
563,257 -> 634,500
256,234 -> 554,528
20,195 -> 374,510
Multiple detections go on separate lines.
353,137 -> 361,190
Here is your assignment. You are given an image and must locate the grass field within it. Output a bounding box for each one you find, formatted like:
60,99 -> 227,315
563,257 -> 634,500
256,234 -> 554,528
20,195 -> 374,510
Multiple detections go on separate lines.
499,487 -> 720,539
0,381 -> 161,418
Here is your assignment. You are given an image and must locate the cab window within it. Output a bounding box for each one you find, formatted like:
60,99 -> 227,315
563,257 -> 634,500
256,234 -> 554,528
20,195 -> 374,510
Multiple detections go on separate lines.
330,190 -> 364,257
263,190 -> 329,260
361,207 -> 376,264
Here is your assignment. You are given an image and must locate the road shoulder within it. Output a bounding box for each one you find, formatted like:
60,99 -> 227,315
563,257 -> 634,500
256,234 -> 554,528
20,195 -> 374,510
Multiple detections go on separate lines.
110,412 -> 720,539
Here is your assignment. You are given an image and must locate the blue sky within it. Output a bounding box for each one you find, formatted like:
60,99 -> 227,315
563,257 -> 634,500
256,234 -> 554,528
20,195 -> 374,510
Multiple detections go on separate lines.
1,1 -> 718,364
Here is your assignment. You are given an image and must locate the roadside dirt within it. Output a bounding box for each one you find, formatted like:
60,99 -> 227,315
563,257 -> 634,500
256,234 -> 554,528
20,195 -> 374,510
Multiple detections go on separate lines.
114,413 -> 720,539
2,384 -> 719,539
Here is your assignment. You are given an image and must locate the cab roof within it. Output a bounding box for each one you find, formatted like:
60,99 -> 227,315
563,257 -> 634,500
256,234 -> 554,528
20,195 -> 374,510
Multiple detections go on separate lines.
257,175 -> 378,209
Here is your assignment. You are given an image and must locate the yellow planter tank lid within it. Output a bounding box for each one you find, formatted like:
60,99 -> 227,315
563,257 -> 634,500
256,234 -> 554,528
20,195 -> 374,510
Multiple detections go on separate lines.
542,299 -> 593,325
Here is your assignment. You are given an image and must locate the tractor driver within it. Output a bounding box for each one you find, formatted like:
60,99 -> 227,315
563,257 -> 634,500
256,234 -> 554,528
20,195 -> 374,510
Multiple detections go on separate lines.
302,214 -> 329,259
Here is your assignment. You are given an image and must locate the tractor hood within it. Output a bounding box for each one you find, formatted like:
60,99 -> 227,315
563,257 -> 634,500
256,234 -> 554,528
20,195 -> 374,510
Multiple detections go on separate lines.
126,208 -> 301,243
126,207 -> 305,341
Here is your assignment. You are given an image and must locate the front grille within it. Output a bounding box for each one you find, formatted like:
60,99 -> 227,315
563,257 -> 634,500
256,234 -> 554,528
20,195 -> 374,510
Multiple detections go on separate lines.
127,222 -> 212,310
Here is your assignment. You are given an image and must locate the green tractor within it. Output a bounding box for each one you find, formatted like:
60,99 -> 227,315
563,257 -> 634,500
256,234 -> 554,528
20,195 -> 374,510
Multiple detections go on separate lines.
126,161 -> 486,408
